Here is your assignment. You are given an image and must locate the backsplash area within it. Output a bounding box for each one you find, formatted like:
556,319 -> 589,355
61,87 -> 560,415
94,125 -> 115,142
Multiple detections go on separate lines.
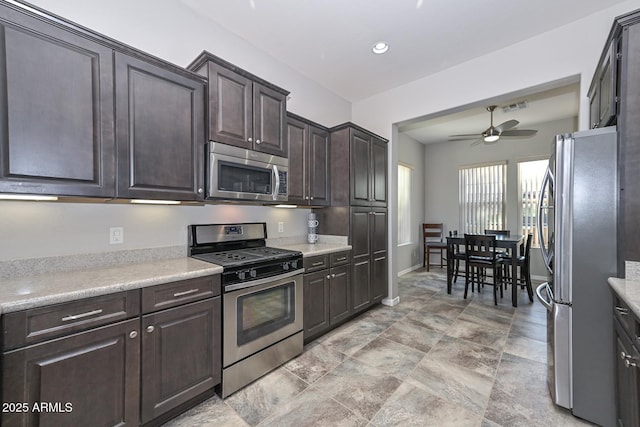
626,261 -> 640,281
0,201 -> 312,262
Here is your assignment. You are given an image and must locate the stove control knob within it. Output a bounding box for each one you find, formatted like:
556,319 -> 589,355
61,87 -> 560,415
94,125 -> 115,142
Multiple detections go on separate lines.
249,269 -> 257,278
237,271 -> 246,281
282,262 -> 289,271
290,260 -> 298,270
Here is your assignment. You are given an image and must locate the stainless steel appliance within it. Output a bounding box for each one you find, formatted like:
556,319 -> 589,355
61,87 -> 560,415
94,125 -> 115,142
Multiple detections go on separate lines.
535,126 -> 617,426
188,223 -> 303,398
207,142 -> 288,202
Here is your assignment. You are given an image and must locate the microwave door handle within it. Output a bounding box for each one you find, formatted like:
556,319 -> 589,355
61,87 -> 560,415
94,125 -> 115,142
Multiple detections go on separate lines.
272,165 -> 280,200
538,167 -> 552,274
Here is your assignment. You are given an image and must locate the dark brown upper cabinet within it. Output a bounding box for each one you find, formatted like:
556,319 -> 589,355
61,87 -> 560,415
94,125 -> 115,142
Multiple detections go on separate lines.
188,52 -> 289,158
588,38 -> 618,129
286,113 -> 330,206
329,123 -> 388,208
114,52 -> 206,201
0,2 -> 115,197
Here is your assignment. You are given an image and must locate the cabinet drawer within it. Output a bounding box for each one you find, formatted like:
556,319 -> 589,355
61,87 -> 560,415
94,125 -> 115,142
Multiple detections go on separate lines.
2,290 -> 140,351
304,255 -> 329,273
142,275 -> 221,314
330,251 -> 351,267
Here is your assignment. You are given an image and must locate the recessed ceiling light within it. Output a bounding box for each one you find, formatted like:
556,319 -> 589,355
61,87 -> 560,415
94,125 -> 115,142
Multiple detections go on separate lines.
372,41 -> 389,55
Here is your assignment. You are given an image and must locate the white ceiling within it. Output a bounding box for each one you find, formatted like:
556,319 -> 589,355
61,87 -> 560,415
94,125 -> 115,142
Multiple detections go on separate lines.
176,0 -> 625,144
179,0 -> 626,103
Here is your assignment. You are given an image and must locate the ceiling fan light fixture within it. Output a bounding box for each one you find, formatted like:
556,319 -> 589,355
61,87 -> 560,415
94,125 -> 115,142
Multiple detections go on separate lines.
372,41 -> 389,54
484,134 -> 500,143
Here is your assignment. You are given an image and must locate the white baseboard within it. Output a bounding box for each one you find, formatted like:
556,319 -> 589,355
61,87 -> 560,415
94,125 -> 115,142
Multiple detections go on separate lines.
382,296 -> 400,306
397,264 -> 422,276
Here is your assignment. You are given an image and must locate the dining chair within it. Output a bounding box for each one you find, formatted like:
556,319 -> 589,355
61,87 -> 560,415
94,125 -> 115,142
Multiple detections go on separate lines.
449,230 -> 465,283
464,234 -> 503,305
423,223 -> 447,271
514,233 -> 534,302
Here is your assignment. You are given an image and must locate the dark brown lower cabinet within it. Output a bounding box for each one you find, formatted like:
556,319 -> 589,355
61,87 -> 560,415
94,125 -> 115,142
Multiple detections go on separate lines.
303,252 -> 352,342
2,318 -> 140,427
141,298 -> 221,424
351,208 -> 388,314
613,292 -> 640,427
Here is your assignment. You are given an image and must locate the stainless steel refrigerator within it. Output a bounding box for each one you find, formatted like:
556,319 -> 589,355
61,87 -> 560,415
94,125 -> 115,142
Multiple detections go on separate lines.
536,126 -> 618,427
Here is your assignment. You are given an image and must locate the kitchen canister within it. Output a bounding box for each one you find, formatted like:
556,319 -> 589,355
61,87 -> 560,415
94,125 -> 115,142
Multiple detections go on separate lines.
308,212 -> 319,244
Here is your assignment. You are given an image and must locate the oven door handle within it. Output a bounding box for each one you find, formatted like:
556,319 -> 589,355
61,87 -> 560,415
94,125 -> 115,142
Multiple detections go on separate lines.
225,268 -> 304,292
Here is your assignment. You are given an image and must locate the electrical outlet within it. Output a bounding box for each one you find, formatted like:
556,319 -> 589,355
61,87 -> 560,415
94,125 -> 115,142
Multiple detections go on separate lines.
278,222 -> 284,233
109,227 -> 124,244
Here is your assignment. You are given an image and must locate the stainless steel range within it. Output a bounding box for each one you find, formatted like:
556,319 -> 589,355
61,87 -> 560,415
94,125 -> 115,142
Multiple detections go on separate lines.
188,223 -> 303,398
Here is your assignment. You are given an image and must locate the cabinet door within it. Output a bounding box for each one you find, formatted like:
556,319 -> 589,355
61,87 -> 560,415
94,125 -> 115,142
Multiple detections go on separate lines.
2,319 -> 140,427
598,42 -> 617,128
303,270 -> 330,340
370,136 -> 388,207
0,5 -> 115,197
253,82 -> 287,157
115,53 -> 205,201
207,62 -> 253,150
308,125 -> 331,206
329,264 -> 351,325
351,208 -> 371,312
371,209 -> 388,302
286,116 -> 307,204
615,320 -> 640,427
350,130 -> 372,206
141,297 -> 221,424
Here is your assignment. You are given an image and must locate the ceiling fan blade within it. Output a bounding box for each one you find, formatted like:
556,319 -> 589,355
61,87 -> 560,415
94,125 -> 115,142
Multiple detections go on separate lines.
495,119 -> 519,133
470,138 -> 484,146
448,133 -> 482,140
500,129 -> 538,137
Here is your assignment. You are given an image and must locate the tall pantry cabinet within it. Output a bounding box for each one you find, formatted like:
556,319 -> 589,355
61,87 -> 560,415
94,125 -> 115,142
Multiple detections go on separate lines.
317,123 -> 388,315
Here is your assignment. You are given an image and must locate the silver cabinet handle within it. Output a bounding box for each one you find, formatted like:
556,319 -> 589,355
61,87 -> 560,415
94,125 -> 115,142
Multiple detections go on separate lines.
197,188 -> 203,194
615,306 -> 629,316
326,275 -> 331,279
336,257 -> 347,262
62,309 -> 103,322
248,137 -> 253,143
146,326 -> 155,333
129,331 -> 138,339
312,261 -> 324,267
621,352 -> 639,368
331,274 -> 336,278
173,288 -> 199,298
256,139 -> 261,144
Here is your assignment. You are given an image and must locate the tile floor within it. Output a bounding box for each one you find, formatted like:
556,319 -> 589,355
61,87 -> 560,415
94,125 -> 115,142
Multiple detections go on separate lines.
164,268 -> 593,427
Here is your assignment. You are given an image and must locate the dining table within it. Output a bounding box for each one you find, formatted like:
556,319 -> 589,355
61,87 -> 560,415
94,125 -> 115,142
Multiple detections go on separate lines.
446,233 -> 524,307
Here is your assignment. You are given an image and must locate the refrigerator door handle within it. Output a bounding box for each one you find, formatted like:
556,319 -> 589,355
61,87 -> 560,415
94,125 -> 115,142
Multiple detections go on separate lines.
538,167 -> 553,274
536,282 -> 554,311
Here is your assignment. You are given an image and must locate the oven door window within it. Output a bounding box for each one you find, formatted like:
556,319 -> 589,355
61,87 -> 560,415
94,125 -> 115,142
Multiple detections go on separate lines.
237,282 -> 295,346
218,161 -> 272,195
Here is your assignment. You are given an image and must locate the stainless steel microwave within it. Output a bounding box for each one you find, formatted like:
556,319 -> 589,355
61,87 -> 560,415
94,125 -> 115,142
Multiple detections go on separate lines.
207,142 -> 288,202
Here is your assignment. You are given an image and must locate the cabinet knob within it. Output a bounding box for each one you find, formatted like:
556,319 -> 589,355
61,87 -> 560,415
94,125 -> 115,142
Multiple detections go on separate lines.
256,139 -> 261,144
305,196 -> 309,200
331,273 -> 336,278
326,275 -> 331,279
146,326 -> 155,333
129,331 -> 138,339
197,188 -> 203,194
248,137 -> 253,143
310,197 -> 314,200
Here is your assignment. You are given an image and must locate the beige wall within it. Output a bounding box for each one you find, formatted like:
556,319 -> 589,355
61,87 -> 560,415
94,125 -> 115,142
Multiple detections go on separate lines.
397,134 -> 425,274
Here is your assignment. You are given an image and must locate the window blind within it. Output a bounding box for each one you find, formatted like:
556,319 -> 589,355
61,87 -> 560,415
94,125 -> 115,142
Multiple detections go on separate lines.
459,161 -> 506,233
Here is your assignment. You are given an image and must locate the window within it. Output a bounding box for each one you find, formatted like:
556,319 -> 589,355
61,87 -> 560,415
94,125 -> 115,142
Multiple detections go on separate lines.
518,159 -> 549,247
459,161 -> 506,233
397,163 -> 412,245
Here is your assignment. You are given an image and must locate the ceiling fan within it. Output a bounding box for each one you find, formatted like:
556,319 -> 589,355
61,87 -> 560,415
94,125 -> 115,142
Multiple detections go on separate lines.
448,105 -> 538,146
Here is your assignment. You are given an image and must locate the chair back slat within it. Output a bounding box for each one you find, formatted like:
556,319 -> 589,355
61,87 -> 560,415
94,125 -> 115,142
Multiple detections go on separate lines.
464,234 -> 497,261
423,223 -> 444,242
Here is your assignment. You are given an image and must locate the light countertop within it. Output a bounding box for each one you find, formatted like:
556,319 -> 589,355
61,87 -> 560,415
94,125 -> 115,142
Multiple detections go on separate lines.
0,258 -> 222,315
609,277 -> 640,318
269,242 -> 352,257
